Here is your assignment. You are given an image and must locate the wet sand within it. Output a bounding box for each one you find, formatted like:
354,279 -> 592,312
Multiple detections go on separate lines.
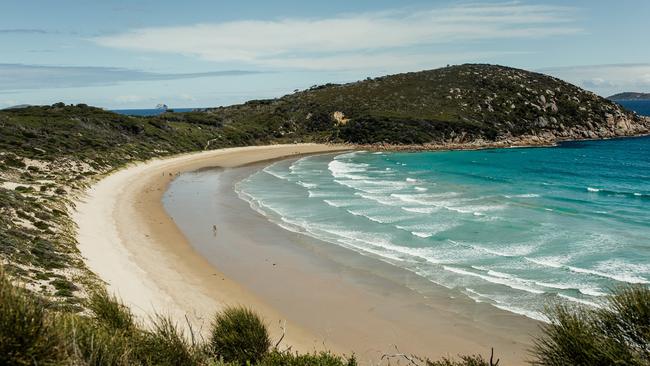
163,157 -> 540,364
74,143 -> 539,365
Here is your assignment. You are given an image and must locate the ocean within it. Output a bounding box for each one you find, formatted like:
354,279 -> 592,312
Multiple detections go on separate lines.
111,108 -> 198,116
236,136 -> 650,320
618,100 -> 650,117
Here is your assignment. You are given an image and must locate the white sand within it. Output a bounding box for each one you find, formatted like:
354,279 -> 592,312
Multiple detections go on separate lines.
74,144 -> 349,347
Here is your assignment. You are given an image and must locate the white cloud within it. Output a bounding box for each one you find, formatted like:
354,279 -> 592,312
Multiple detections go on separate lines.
0,99 -> 17,108
94,2 -> 580,70
113,95 -> 150,103
540,64 -> 650,96
0,64 -> 259,91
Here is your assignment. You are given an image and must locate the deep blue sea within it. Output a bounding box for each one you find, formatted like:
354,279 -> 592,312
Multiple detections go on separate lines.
618,100 -> 650,116
237,136 -> 650,320
112,108 -> 198,116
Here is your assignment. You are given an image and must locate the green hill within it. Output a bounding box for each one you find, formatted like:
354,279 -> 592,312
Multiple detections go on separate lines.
608,92 -> 650,101
201,63 -> 649,145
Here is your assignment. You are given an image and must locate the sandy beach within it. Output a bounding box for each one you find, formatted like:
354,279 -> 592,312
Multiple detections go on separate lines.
74,144 -> 349,349
75,143 -> 539,364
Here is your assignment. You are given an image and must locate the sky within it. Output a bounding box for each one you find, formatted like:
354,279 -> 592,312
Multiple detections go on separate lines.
1,0 -> 649,109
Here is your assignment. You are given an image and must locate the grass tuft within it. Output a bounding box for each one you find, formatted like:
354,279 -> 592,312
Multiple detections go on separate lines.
531,285 -> 650,365
0,268 -> 64,365
258,350 -> 357,366
88,288 -> 136,332
210,306 -> 271,364
136,314 -> 199,365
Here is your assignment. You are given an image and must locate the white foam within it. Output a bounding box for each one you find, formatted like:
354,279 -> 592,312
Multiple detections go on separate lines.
579,288 -> 608,297
526,257 -> 649,285
412,231 -> 433,238
415,187 -> 428,192
458,241 -> 535,258
297,181 -> 317,189
355,192 -> 400,206
323,199 -> 350,208
328,160 -> 369,180
346,209 -> 389,224
524,256 -> 565,268
443,266 -> 545,294
492,304 -> 549,322
567,265 -> 649,284
396,223 -> 455,238
487,270 -> 513,279
262,165 -> 290,180
504,193 -> 540,198
587,187 -> 600,192
558,294 -> 603,308
401,207 -> 437,214
334,151 -> 364,160
464,288 -> 493,304
534,281 -> 574,290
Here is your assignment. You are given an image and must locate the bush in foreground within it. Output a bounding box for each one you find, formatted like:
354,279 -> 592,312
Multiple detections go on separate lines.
258,350 -> 357,366
210,306 -> 271,364
531,285 -> 650,365
2,266 -> 650,365
0,270 -> 65,365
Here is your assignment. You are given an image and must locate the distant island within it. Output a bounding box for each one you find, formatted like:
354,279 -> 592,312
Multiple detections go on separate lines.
608,92 -> 650,101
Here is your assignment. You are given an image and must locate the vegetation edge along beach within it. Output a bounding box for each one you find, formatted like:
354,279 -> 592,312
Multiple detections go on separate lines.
1,64 -> 650,365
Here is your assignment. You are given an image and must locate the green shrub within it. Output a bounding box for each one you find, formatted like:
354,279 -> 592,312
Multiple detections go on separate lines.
258,350 -> 357,366
210,306 -> 271,364
135,314 -> 198,365
61,314 -> 133,366
426,354 -> 493,366
531,285 -> 650,365
0,269 -> 65,365
88,288 -> 136,332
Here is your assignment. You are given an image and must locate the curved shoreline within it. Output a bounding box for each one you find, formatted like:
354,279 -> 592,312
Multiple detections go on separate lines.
74,144 -> 350,352
74,143 -> 539,364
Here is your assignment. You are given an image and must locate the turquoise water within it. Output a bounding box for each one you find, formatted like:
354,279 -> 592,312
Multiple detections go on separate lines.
236,137 -> 650,320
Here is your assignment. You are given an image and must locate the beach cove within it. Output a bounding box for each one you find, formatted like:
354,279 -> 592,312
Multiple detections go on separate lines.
74,143 -> 538,365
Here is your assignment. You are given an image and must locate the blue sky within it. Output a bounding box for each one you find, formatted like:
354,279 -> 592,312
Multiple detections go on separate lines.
1,0 -> 649,109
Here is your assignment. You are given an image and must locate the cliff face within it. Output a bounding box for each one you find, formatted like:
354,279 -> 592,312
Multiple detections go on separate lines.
202,64 -> 650,146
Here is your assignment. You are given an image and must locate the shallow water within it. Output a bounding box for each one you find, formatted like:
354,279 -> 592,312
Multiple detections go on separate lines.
236,136 -> 650,320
